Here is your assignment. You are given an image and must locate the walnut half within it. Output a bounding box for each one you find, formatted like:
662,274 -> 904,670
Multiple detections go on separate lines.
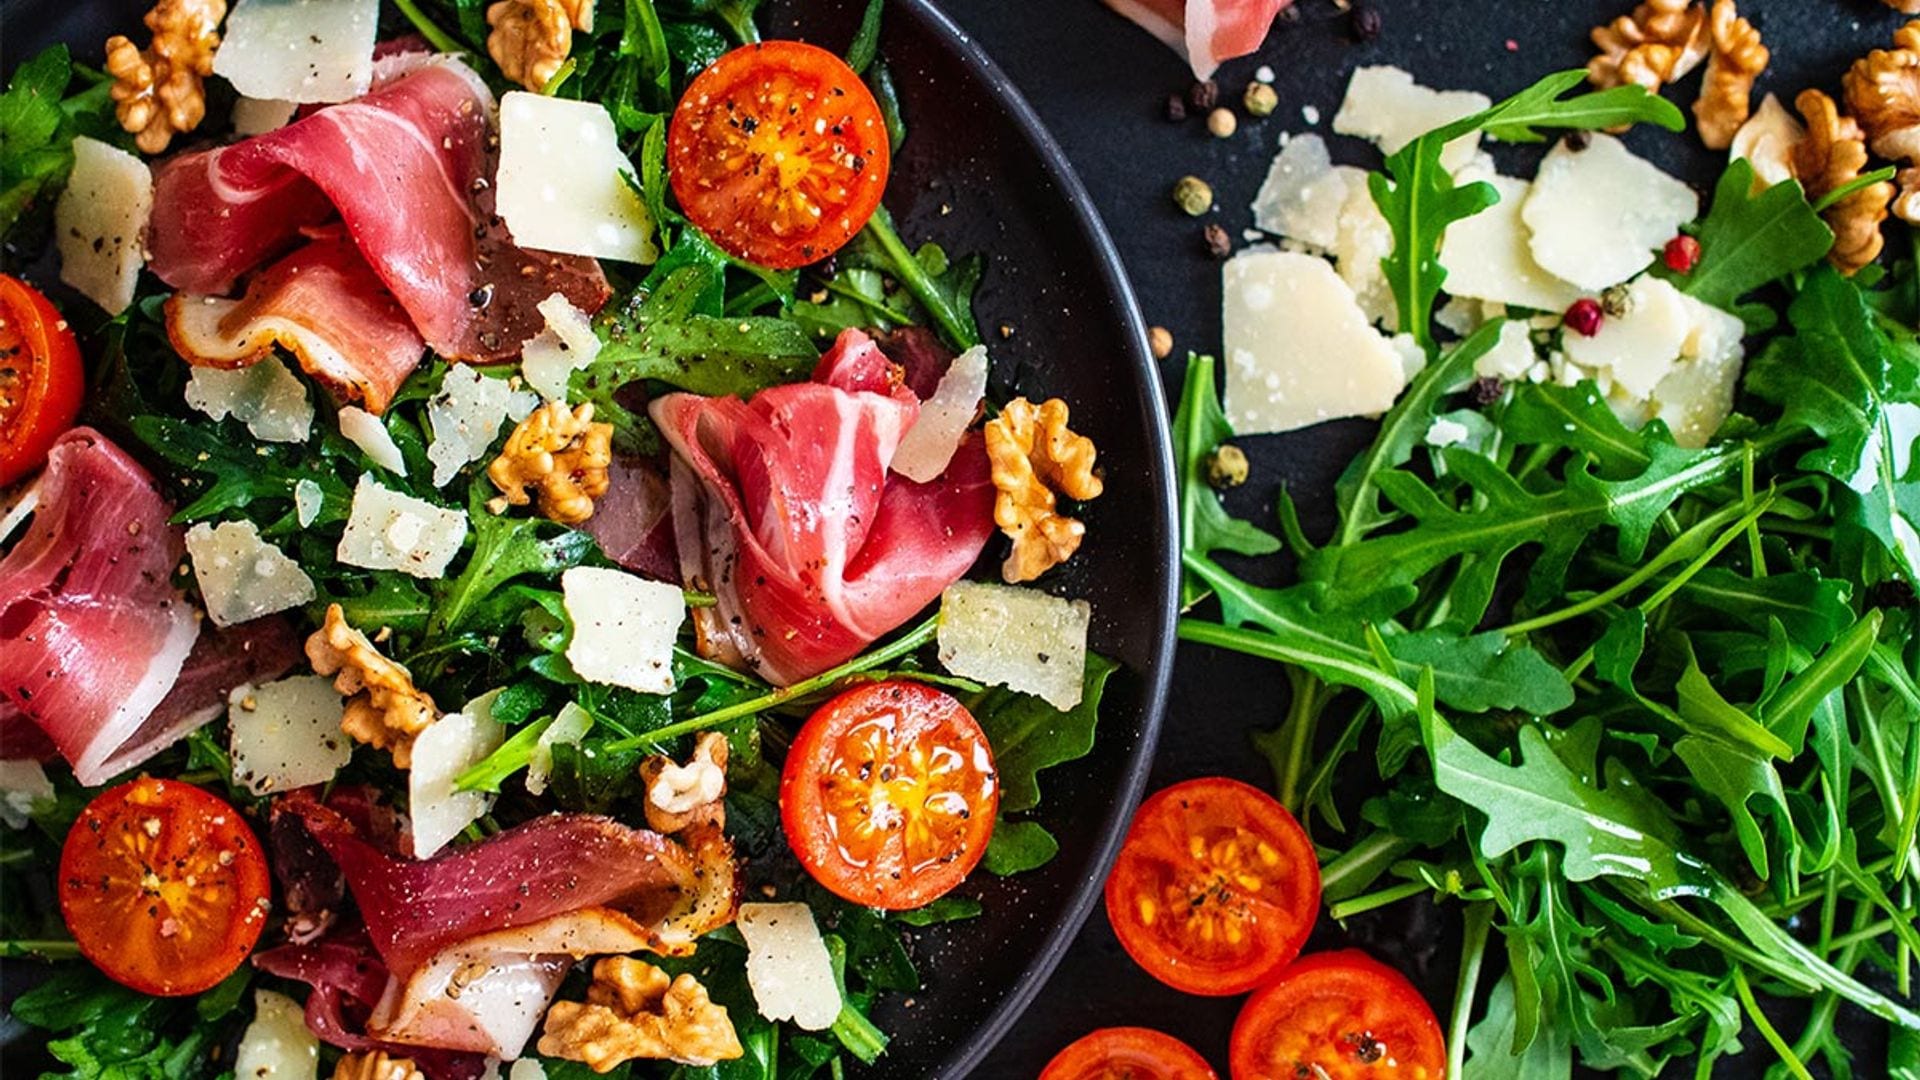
537,957 -> 744,1071
1588,0 -> 1708,95
1693,0 -> 1768,150
488,400 -> 613,526
305,604 -> 438,769
487,0 -> 594,92
984,397 -> 1104,585
639,732 -> 728,835
1793,89 -> 1896,275
105,0 -> 225,154
331,1053 -> 423,1080
1845,20 -> 1920,224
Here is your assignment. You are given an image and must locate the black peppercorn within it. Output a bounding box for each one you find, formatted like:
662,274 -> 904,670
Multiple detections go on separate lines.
1164,93 -> 1188,123
1187,79 -> 1219,111
1566,129 -> 1593,152
1865,579 -> 1917,610
1469,376 -> 1506,407
1203,223 -> 1233,259
1350,5 -> 1383,41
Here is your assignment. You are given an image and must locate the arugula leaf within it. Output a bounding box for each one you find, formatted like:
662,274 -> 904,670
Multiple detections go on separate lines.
892,896 -> 982,926
0,45 -> 118,243
846,0 -> 884,74
853,207 -> 982,350
1464,971 -> 1572,1080
1383,630 -> 1573,716
1674,735 -> 1793,878
983,818 -> 1058,875
972,653 -> 1116,813
429,483 -> 595,639
1173,355 -> 1280,607
1501,382 -> 1652,479
1666,159 -> 1833,316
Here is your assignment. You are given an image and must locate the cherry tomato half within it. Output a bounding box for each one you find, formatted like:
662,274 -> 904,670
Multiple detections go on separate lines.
1104,777 -> 1320,996
59,778 -> 271,996
781,680 -> 997,909
668,40 -> 891,269
0,275 -> 84,486
1229,951 -> 1446,1080
1041,1027 -> 1220,1080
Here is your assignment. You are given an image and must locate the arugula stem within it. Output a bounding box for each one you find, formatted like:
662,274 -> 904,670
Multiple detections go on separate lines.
1320,831 -> 1419,903
0,939 -> 81,960
1741,444 -> 1767,577
1327,879 -> 1426,921
864,207 -> 980,350
1446,902 -> 1494,1080
388,0 -> 466,53
1734,966 -> 1815,1080
1275,669 -> 1322,811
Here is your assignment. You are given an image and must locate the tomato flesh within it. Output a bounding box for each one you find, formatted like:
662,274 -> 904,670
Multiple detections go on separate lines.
668,40 -> 891,269
1230,951 -> 1446,1080
1104,777 -> 1320,996
59,778 -> 271,996
0,274 -> 84,486
781,680 -> 997,909
1041,1027 -> 1219,1080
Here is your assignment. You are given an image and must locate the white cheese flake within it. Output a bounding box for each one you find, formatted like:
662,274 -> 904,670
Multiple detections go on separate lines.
184,358 -> 315,443
295,478 -> 324,527
1521,134 -> 1699,292
562,567 -> 684,694
215,0 -> 378,104
1250,133 -> 1350,249
428,365 -> 517,488
1473,320 -> 1539,381
893,345 -> 989,482
1561,276 -> 1693,399
1561,276 -> 1746,448
409,691 -> 504,858
54,136 -> 152,315
1425,417 -> 1472,447
497,94 -> 659,265
1439,170 -> 1583,313
338,473 -> 467,579
937,580 -> 1090,711
520,293 -> 602,400
737,903 -> 842,1032
228,675 -> 351,796
338,406 -> 407,475
186,520 -> 317,627
0,760 -> 55,829
234,990 -> 318,1080
526,702 -> 593,796
1332,66 -> 1490,173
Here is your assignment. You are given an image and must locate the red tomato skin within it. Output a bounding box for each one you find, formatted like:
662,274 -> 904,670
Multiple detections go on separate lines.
780,680 -> 997,910
1229,950 -> 1446,1080
1041,1026 -> 1220,1080
667,40 -> 891,269
1104,777 -> 1321,996
58,778 -> 272,997
0,274 -> 84,486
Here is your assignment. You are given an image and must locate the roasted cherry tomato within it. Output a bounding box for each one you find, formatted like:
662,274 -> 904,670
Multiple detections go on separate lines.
781,680 -> 997,909
1229,951 -> 1445,1080
1104,777 -> 1320,996
667,40 -> 891,269
1041,1027 -> 1220,1080
59,778 -> 271,996
0,274 -> 84,486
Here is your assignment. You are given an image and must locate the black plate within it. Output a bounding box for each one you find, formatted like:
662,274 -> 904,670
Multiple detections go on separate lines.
0,1 -> 1179,1076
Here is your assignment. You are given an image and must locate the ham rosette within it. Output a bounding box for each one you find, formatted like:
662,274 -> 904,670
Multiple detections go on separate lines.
651,327 -> 996,685
1100,0 -> 1290,78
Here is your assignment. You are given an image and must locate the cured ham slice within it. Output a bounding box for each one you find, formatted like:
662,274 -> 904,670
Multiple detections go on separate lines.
165,233 -> 426,414
1101,0 -> 1290,79
147,55 -> 609,363
0,429 -> 198,785
651,328 -> 996,685
580,455 -> 678,582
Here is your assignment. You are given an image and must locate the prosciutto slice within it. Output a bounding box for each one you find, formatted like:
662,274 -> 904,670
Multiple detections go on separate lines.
1101,0 -> 1291,78
0,429 -> 198,784
650,328 -> 996,685
147,55 -> 609,363
581,455 -> 678,582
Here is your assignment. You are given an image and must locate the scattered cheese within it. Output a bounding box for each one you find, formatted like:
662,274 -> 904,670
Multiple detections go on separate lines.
1562,276 -> 1693,399
893,345 -> 989,482
1330,183 -> 1396,329
228,675 -> 351,796
1521,134 -> 1698,292
1473,320 -> 1539,382
525,702 -> 592,796
562,567 -> 684,694
186,520 -> 316,627
1251,134 -> 1353,248
1731,93 -> 1805,191
337,474 -> 467,579
295,478 -> 324,527
409,691 -> 505,858
1220,250 -> 1407,434
231,96 -> 298,135
937,580 -> 1090,711
496,93 -> 659,265
1436,297 -> 1489,337
1439,170 -> 1583,313
338,406 -> 407,475
184,357 -> 315,443
519,293 -> 602,401
1426,416 -> 1472,447
1561,277 -> 1745,448
736,903 -> 842,1032
427,365 -> 518,488
1642,293 -> 1747,448
508,1063 -> 547,1080
214,0 -> 378,104
1332,66 -> 1490,173
234,991 -> 318,1080
0,760 -> 54,829
54,136 -> 152,315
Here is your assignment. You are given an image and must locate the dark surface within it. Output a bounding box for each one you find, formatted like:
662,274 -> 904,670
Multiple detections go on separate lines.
935,0 -> 1910,1076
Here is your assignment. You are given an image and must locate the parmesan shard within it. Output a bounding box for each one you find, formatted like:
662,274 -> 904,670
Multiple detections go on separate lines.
1562,276 -> 1693,399
184,357 -> 316,443
519,293 -> 602,401
893,345 -> 989,482
228,675 -> 351,796
338,406 -> 407,475
737,903 -> 842,1032
337,473 -> 467,579
214,0 -> 379,104
409,691 -> 505,858
1439,170 -> 1583,314
0,760 -> 54,829
1247,134 -> 1395,328
937,580 -> 1090,711
234,990 -> 319,1080
295,478 -> 324,527
1562,276 -> 1745,448
496,94 -> 659,265
1473,320 -> 1539,382
186,520 -> 317,627
1221,250 -> 1408,435
1521,134 -> 1699,292
525,702 -> 592,796
1332,66 -> 1490,173
427,365 -> 517,488
54,136 -> 153,315
562,567 -> 684,694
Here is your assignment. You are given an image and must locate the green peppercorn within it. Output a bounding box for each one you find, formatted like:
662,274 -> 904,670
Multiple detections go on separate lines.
1243,81 -> 1278,118
1173,175 -> 1214,217
1207,443 -> 1249,489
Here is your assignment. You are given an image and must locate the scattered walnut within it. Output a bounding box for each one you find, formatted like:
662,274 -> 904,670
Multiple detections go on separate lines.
486,0 -> 593,92
1693,0 -> 1767,149
1793,89 -> 1896,275
1588,0 -> 1708,94
1886,0 -> 1920,14
537,957 -> 743,1070
639,733 -> 728,835
305,603 -> 438,769
1845,21 -> 1920,223
331,1053 -> 423,1080
984,398 -> 1104,584
104,0 -> 225,154
488,401 -> 613,526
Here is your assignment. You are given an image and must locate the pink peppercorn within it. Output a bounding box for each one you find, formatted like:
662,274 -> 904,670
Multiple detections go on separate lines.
1563,298 -> 1605,337
1664,234 -> 1702,273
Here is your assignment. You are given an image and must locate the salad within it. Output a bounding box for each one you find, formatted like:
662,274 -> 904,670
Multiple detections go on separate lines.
0,1 -> 1120,1077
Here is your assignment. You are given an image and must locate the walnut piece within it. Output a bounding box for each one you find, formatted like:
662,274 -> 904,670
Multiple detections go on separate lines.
1886,0 -> 1920,14
331,1053 -> 424,1080
305,603 -> 438,769
1588,0 -> 1708,94
1693,0 -> 1768,149
486,0 -> 594,92
1845,21 -> 1920,223
984,397 -> 1104,585
639,732 -> 728,835
537,957 -> 743,1071
104,0 -> 225,154
1793,89 -> 1896,275
488,401 -> 614,526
